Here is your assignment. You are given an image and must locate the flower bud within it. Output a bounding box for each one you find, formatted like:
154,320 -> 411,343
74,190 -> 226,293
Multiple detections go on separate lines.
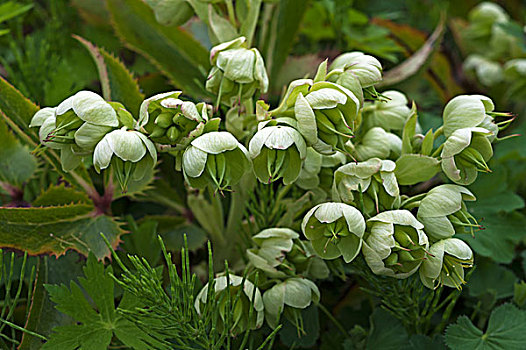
137,91 -> 213,148
301,202 -> 365,263
93,127 -> 157,191
206,37 -> 269,106
263,277 -> 320,329
419,238 -> 473,290
441,127 -> 493,185
329,51 -> 383,89
417,185 -> 478,240
361,90 -> 411,131
362,210 -> 429,279
249,125 -> 307,185
346,127 -> 400,161
182,131 -> 251,191
332,158 -> 399,216
195,274 -> 264,335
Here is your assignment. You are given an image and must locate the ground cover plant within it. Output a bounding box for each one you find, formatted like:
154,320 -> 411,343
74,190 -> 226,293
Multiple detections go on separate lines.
0,0 -> 526,349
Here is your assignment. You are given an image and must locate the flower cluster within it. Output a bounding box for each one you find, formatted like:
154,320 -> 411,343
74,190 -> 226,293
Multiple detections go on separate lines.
29,37 -> 511,334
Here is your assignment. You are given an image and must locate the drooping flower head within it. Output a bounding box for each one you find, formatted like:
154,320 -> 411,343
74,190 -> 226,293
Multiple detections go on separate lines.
362,210 -> 429,279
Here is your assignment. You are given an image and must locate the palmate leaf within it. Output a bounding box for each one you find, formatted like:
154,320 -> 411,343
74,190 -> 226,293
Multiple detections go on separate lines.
106,0 -> 210,99
43,254 -> 162,350
445,303 -> 526,350
0,184 -> 124,259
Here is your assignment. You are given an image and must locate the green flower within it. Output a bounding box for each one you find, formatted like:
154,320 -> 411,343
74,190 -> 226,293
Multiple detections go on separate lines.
464,55 -> 504,87
417,184 -> 478,240
419,238 -> 473,290
29,91 -> 121,171
206,37 -> 268,106
144,0 -> 193,26
347,127 -> 401,161
504,59 -> 526,99
246,228 -> 329,279
442,94 -> 500,141
262,277 -> 320,329
329,51 -> 383,89
93,127 -> 157,191
249,125 -> 307,185
195,274 -> 264,335
362,210 -> 429,279
441,127 -> 493,185
301,202 -> 365,263
332,158 -> 399,216
361,90 -> 412,131
137,91 -> 213,148
295,148 -> 346,191
182,131 -> 251,191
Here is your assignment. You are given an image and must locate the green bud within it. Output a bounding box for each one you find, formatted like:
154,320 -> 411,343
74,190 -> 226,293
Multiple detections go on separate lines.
329,51 -> 383,89
150,125 -> 166,138
166,126 -> 180,143
155,112 -> 174,128
361,90 -> 411,131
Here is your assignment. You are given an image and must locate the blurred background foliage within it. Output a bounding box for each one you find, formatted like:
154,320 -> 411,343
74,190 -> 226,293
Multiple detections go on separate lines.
0,0 -> 526,348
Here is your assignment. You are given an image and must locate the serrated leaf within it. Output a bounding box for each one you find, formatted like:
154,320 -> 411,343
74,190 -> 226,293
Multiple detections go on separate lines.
445,303 -> 526,350
43,254 -> 162,350
74,35 -> 144,116
514,281 -> 526,308
0,205 -> 124,259
33,184 -> 91,207
107,0 -> 210,98
468,260 -> 517,299
394,154 -> 440,185
0,118 -> 37,187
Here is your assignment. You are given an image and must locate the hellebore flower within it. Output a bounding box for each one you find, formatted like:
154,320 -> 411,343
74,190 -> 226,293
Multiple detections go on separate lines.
362,210 -> 429,279
464,55 -> 504,87
328,51 -> 383,89
332,158 -> 399,216
246,228 -> 329,279
361,90 -> 412,131
29,91 -> 120,171
249,125 -> 307,185
144,0 -> 194,27
195,274 -> 264,335
182,131 -> 251,191
93,127 -> 157,191
262,277 -> 320,329
137,91 -> 213,148
441,127 -> 493,185
419,238 -> 474,290
285,79 -> 360,153
442,94 -> 504,141
206,37 -> 268,106
295,148 -> 346,191
347,127 -> 401,161
301,202 -> 365,262
417,184 -> 478,240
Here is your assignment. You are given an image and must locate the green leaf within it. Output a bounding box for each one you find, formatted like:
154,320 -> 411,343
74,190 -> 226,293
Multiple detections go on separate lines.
0,2 -> 33,24
0,204 -> 124,259
468,260 -> 517,299
0,118 -> 37,187
33,184 -> 91,207
401,103 -> 418,155
0,75 -> 39,140
394,154 -> 440,185
43,254 -> 161,350
445,303 -> 526,350
74,35 -> 144,116
460,212 -> 526,264
266,0 -> 310,91
514,281 -> 526,308
106,0 -> 210,98
279,304 -> 319,348
366,308 -> 408,350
